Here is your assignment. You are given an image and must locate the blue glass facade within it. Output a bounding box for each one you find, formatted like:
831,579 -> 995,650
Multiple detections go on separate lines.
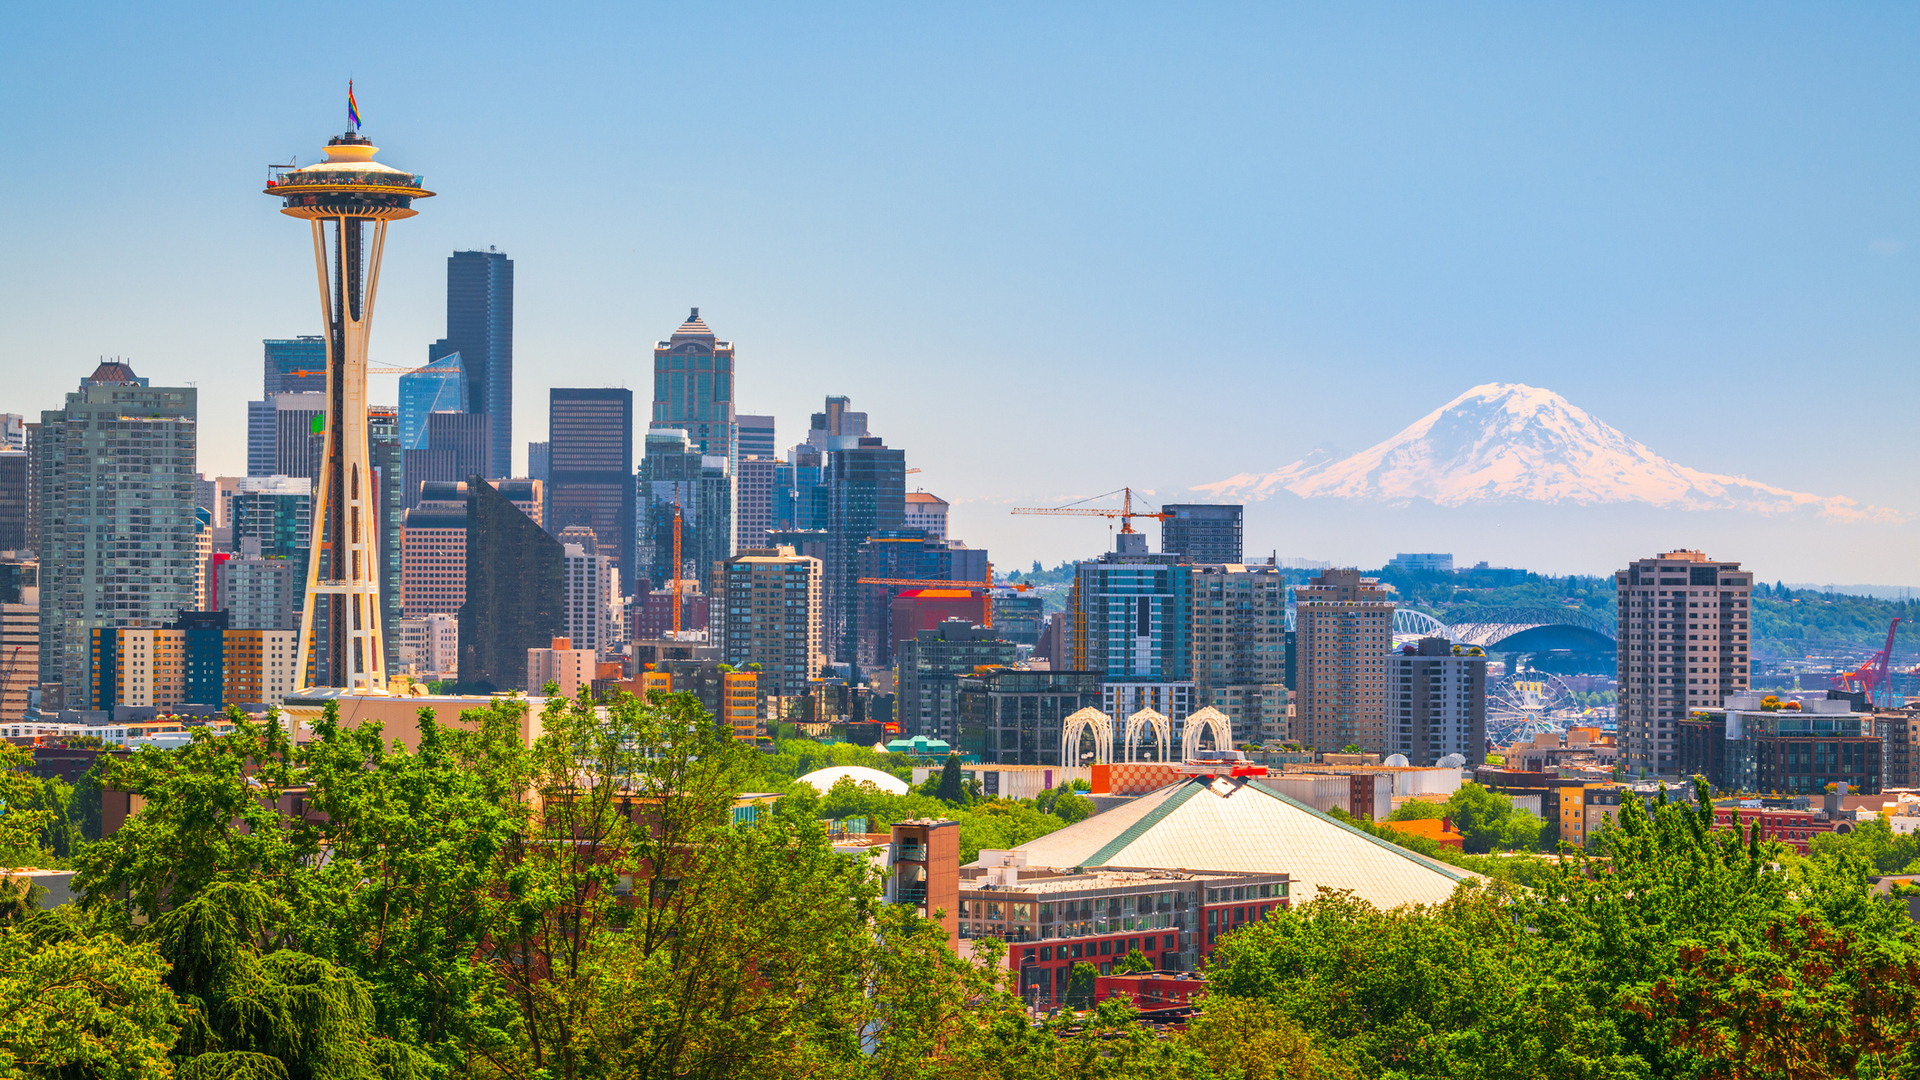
398,352 -> 468,450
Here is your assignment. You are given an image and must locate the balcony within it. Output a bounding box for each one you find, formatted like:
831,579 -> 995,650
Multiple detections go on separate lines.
896,886 -> 927,904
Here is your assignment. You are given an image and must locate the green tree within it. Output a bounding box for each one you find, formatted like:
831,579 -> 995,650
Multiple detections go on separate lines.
0,914 -> 183,1080
934,754 -> 967,806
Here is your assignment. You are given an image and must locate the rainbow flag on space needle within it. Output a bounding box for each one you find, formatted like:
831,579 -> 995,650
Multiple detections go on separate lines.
348,81 -> 361,130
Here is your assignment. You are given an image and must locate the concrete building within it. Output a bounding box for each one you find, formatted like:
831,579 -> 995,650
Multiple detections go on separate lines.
1067,540 -> 1195,739
1188,563 -> 1286,746
460,478 -> 565,692
1160,504 -> 1242,565
401,504 -> 467,617
637,428 -> 731,593
637,662 -> 760,742
217,538 -> 301,631
36,362 -> 198,707
430,249 -> 514,480
649,308 -> 737,462
2,600 -> 38,722
528,636 -> 595,699
734,455 -> 777,552
1389,637 -> 1489,766
898,619 -> 1017,746
0,415 -> 26,453
548,388 -> 635,588
721,547 -> 824,700
396,614 -> 458,677
956,668 -> 1101,766
1615,550 -> 1753,776
1680,695 -> 1879,795
562,541 -> 621,658
1294,568 -> 1395,754
904,492 -> 949,540
89,620 -> 299,712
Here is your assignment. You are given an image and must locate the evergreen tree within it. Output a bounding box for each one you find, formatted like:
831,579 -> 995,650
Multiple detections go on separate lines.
935,754 -> 967,805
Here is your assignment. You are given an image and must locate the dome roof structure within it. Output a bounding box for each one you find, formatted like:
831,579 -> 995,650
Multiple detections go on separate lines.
794,765 -> 909,796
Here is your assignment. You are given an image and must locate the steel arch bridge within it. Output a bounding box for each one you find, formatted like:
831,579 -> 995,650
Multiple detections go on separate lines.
1442,607 -> 1617,653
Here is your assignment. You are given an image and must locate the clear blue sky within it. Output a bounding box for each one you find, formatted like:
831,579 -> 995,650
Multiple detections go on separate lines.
6,2 -> 1917,579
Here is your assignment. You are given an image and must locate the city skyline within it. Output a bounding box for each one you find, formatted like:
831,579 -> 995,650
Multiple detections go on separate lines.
7,5 -> 1920,579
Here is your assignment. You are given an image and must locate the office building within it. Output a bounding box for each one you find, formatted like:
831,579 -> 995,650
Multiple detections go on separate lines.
527,441 -> 549,483
1389,637 -> 1488,766
231,476 -> 311,561
0,556 -> 36,607
1067,540 -> 1195,740
459,477 -> 565,692
0,415 -> 24,453
992,594 -> 1045,648
897,619 -> 1017,745
396,613 -> 458,677
1388,553 -> 1455,573
638,661 -> 760,742
904,492 -> 949,540
735,455 -> 776,551
37,361 -> 197,705
1293,568 -> 1395,754
637,429 -> 731,591
1680,695 -> 1879,795
246,400 -> 276,478
955,668 -> 1101,765
217,538 -> 301,631
548,388 -> 635,586
1160,504 -> 1242,565
807,396 -> 867,448
650,308 -> 737,461
398,352 -> 467,451
722,547 -> 824,699
1189,563 -> 1287,746
270,392 -> 326,484
776,448 -> 828,533
738,414 -> 775,460
1881,707 -> 1919,791
368,407 -> 404,678
0,451 -> 25,550
401,502 -> 467,618
562,540 -> 621,658
1615,550 -> 1753,776
430,249 -> 513,479
628,583 -> 710,640
403,411 -> 491,506
853,530 -> 988,672
1,599 -> 36,722
826,435 -> 906,666
527,636 -> 596,699
262,336 -> 327,396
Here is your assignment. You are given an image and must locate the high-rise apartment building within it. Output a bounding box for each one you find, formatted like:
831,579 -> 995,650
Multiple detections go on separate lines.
637,429 -> 731,591
650,309 -> 737,461
401,502 -> 468,617
1293,568 -> 1395,754
231,476 -> 311,561
548,388 -> 635,587
1067,542 -> 1195,739
826,436 -> 906,666
897,619 -> 1017,745
270,392 -> 326,484
396,613 -> 458,676
0,451 -> 26,551
1161,504 -> 1243,565
561,540 -> 621,658
430,249 -> 514,479
722,547 -> 823,699
1,600 -> 37,722
459,477 -> 564,692
735,456 -> 776,552
90,620 -> 300,711
398,352 -> 467,450
262,337 -> 327,396
1388,637 -> 1488,766
1189,563 -> 1286,746
37,362 -> 197,704
903,492 -> 949,540
1615,549 -> 1753,776
217,538 -> 301,631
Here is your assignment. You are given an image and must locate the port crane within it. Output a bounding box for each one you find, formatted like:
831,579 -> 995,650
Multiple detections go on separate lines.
1832,618 -> 1901,708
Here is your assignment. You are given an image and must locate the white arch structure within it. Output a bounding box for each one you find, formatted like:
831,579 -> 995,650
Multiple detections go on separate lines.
1182,706 -> 1233,760
1124,708 -> 1173,763
1060,707 -> 1114,766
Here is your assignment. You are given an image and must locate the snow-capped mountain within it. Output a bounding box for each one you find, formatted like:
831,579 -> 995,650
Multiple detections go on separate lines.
1197,383 -> 1898,522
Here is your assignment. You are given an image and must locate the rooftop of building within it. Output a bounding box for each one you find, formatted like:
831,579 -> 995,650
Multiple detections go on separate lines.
905,492 -> 949,506
958,865 -> 1275,895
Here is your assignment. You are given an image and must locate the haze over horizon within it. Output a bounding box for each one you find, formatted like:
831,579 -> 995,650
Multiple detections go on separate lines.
7,3 -> 1919,580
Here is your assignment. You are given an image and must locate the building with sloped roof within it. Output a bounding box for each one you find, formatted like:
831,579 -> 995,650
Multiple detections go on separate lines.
991,773 -> 1473,909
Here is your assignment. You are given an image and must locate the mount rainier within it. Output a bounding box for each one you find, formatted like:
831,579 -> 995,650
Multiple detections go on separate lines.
1196,383 -> 1897,522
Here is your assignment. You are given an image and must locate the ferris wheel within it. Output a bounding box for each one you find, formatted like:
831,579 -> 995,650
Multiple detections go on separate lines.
1486,671 -> 1576,744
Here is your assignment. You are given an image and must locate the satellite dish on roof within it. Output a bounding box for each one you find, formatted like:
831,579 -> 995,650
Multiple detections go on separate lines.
1383,754 -> 1410,767
1437,753 -> 1467,769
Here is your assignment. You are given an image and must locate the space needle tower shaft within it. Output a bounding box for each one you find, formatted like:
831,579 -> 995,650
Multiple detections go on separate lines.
264,87 -> 434,693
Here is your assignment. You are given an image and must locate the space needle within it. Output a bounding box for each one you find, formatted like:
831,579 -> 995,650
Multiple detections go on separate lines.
265,85 -> 433,694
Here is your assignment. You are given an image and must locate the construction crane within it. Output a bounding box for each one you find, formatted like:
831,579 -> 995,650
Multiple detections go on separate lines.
1010,486 -> 1173,534
0,645 -> 20,719
1832,617 -> 1901,708
670,501 -> 684,636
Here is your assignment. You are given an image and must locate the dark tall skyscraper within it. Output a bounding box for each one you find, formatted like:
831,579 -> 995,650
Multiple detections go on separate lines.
459,476 -> 563,692
431,249 -> 514,479
826,436 -> 906,667
1161,504 -> 1244,564
369,407 -> 404,677
548,388 -> 635,589
0,451 -> 25,550
403,412 -> 491,507
649,309 -> 737,462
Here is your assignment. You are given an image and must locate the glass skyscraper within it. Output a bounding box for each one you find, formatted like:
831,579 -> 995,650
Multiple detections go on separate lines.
263,337 -> 327,395
548,388 -> 635,589
431,249 -> 513,479
398,352 -> 467,451
649,309 -> 737,462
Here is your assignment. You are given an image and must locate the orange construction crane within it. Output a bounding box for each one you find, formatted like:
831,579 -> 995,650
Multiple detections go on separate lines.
670,501 -> 684,635
1010,486 -> 1172,534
